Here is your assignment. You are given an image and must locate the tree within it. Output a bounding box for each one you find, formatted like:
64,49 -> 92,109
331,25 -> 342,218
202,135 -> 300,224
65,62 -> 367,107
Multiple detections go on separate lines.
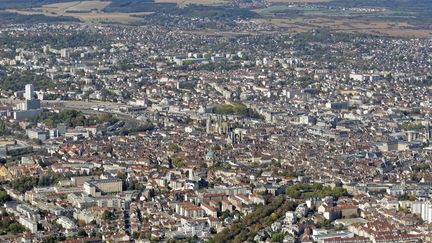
220,210 -> 231,220
101,210 -> 117,221
398,193 -> 416,201
97,113 -> 117,124
0,70 -> 54,92
0,120 -> 11,136
0,213 -> 25,235
317,219 -> 333,229
0,189 -> 11,204
212,103 -> 262,119
126,179 -> 141,191
168,143 -> 181,152
116,171 -> 127,180
271,231 -> 284,242
132,231 -> 142,239
412,163 -> 430,171
171,156 -> 185,168
212,196 -> 296,242
77,229 -> 88,237
32,110 -> 94,128
285,183 -> 347,200
7,222 -> 25,234
9,176 -> 38,193
270,212 -> 278,221
38,174 -> 53,186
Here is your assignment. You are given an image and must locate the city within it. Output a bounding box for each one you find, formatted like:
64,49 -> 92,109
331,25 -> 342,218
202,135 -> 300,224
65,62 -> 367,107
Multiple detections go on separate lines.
0,0 -> 431,243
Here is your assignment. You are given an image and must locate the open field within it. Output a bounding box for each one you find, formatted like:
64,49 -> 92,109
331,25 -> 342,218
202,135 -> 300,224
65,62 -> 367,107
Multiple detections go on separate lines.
9,9 -> 148,22
7,1 -> 153,23
38,1 -> 110,13
253,0 -> 432,38
253,17 -> 432,38
155,0 -> 227,5
267,0 -> 330,2
67,1 -> 110,11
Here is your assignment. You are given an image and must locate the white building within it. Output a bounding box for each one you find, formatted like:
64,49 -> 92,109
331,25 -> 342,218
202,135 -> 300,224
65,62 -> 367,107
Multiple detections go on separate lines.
24,84 -> 34,100
19,216 -> 38,233
412,201 -> 432,223
284,211 -> 297,224
14,84 -> 41,120
73,209 -> 96,224
180,221 -> 210,238
57,216 -> 77,230
26,129 -> 47,141
60,48 -> 70,58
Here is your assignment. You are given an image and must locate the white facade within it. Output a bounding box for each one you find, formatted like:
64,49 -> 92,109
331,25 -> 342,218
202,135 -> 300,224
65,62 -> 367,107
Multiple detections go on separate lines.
26,129 -> 47,141
25,84 -> 34,100
57,216 -> 77,230
19,216 -> 38,233
411,201 -> 432,223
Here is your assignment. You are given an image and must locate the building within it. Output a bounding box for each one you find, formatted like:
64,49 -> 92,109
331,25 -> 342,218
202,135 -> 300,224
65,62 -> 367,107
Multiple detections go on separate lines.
201,203 -> 218,218
326,101 -> 349,110
411,201 -> 432,223
19,216 -> 38,233
14,84 -> 41,121
337,204 -> 359,218
61,48 -> 70,58
57,216 -> 77,230
26,129 -> 47,141
71,176 -> 100,187
313,229 -> 355,243
67,194 -> 97,209
14,109 -> 40,120
16,204 -> 39,221
97,196 -> 123,208
0,143 -> 33,159
24,84 -> 34,100
83,179 -> 123,197
180,220 -> 211,238
176,202 -> 205,218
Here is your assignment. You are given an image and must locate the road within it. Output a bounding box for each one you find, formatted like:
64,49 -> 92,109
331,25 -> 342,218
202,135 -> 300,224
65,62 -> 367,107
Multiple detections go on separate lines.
123,201 -> 131,235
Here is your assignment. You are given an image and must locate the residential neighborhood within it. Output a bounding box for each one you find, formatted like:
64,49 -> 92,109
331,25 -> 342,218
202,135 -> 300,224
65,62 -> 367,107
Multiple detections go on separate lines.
0,1 -> 431,243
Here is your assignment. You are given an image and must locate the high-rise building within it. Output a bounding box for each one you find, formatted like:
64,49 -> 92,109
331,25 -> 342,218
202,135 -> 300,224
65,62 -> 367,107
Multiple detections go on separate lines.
60,48 -> 70,58
25,84 -> 34,100
13,84 -> 41,120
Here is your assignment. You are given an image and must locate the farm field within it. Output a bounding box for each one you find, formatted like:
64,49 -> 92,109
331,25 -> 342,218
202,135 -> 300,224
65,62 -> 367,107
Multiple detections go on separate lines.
253,17 -> 432,38
38,1 -> 110,13
252,0 -> 432,38
7,1 -> 152,23
3,0 -> 432,38
155,0 -> 227,5
10,9 -> 149,22
267,0 -> 329,2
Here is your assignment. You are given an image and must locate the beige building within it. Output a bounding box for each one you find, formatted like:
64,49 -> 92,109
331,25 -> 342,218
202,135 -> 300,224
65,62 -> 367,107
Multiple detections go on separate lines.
176,202 -> 205,218
84,179 -> 122,197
